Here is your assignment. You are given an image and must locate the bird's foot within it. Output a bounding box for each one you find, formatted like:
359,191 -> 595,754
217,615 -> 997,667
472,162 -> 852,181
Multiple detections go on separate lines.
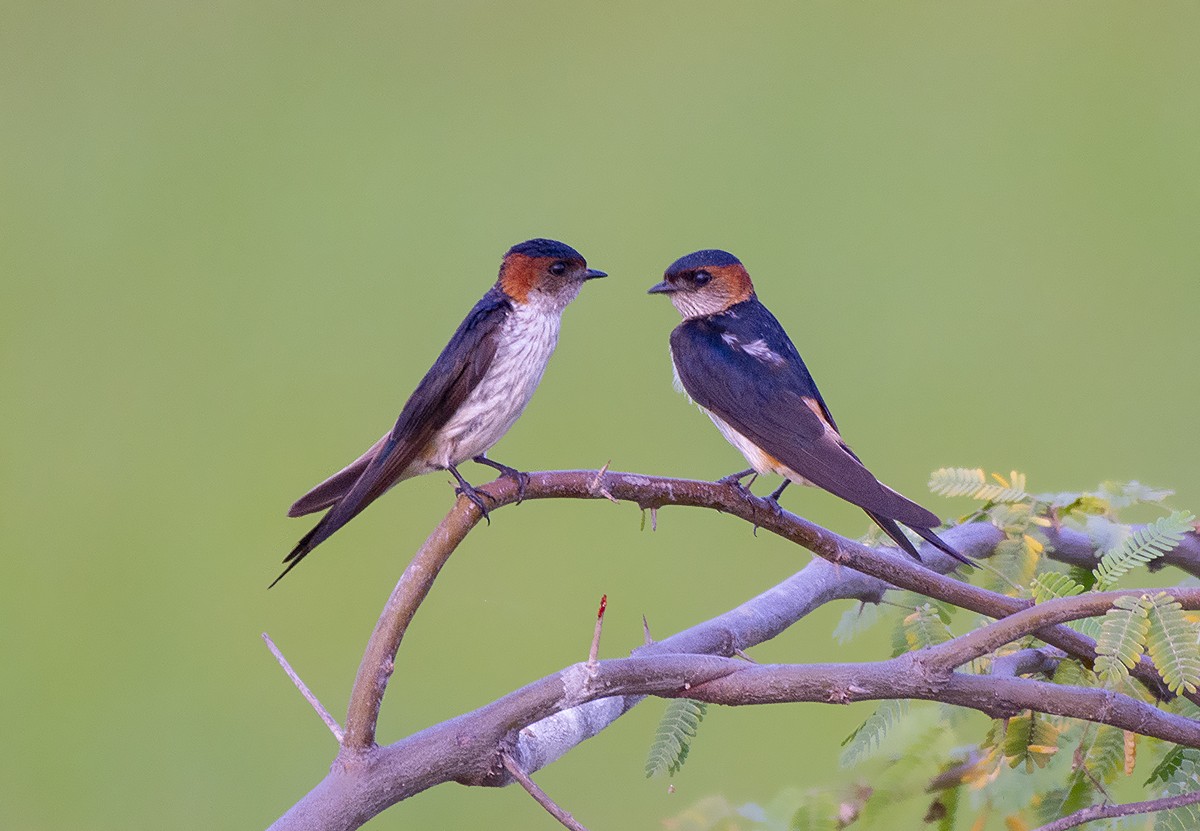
718,468 -> 758,496
449,464 -> 494,524
765,479 -> 790,511
749,480 -> 790,536
472,455 -> 529,503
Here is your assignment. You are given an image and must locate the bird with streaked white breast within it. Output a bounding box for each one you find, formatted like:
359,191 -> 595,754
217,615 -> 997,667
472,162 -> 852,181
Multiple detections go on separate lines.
273,238 -> 605,586
649,249 -> 970,566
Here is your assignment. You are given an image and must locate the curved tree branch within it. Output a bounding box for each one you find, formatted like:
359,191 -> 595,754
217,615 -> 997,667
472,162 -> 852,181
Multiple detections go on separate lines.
269,469 -> 1200,830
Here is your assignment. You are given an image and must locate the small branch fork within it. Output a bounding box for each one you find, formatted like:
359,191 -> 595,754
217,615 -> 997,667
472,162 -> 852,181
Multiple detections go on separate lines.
267,469 -> 1200,831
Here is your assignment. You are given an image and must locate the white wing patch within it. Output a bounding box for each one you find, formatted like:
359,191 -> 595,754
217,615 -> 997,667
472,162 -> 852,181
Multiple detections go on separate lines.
740,338 -> 786,366
722,334 -> 786,367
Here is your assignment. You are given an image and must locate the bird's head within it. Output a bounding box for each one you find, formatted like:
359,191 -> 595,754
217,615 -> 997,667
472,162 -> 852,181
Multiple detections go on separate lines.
498,239 -> 605,310
647,249 -> 754,319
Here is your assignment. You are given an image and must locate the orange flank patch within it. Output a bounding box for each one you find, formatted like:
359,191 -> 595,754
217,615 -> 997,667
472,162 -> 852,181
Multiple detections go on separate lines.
498,253 -> 546,303
706,264 -> 754,305
800,396 -> 836,434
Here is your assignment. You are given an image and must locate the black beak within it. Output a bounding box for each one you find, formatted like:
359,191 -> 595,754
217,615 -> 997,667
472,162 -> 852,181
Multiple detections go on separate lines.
584,269 -> 607,280
647,280 -> 676,295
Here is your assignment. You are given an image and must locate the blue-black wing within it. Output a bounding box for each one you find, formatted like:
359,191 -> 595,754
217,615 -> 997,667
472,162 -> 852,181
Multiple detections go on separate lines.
275,289 -> 511,585
669,299 -> 940,529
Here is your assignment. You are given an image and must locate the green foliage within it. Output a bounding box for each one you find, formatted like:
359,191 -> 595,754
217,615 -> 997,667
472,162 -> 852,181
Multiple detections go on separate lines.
929,467 -> 1029,503
1093,511 -> 1195,589
1142,592 -> 1200,694
788,791 -> 844,831
1094,595 -> 1152,685
986,531 -> 1043,593
840,700 -> 908,767
832,601 -> 884,645
1079,724 -> 1126,785
1000,711 -> 1062,772
1051,657 -> 1096,688
645,698 -> 707,778
1144,745 -> 1200,786
1156,759 -> 1200,831
1091,591 -> 1200,693
1031,571 -> 1085,603
893,604 -> 953,656
1099,480 -> 1176,509
666,470 -> 1197,830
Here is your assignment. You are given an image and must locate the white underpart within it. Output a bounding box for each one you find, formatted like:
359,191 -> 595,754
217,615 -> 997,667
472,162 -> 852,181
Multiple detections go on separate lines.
425,294 -> 565,471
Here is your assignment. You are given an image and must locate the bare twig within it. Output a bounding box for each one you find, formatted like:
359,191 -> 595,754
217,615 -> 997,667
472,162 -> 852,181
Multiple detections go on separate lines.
501,752 -> 590,831
262,632 -> 343,743
1031,789 -> 1200,831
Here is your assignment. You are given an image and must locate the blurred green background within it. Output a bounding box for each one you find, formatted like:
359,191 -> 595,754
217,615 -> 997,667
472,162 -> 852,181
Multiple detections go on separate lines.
3,3 -> 1198,829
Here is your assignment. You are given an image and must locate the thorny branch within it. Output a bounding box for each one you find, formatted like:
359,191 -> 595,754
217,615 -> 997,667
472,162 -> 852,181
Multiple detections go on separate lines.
268,469 -> 1200,831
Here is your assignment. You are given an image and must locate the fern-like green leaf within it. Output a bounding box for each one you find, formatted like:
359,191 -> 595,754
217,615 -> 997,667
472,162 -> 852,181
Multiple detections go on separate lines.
987,502 -> 1038,535
1145,745 -> 1200,786
1051,657 -> 1096,688
1094,595 -> 1151,685
840,700 -> 908,766
986,533 -> 1042,594
1032,778 -> 1098,827
1031,572 -> 1085,604
1081,724 -> 1126,785
1100,480 -> 1175,509
1002,711 -> 1061,771
1093,511 -> 1195,589
645,698 -> 707,778
1143,591 -> 1200,695
1156,759 -> 1200,831
893,604 -> 953,656
929,468 -> 1029,503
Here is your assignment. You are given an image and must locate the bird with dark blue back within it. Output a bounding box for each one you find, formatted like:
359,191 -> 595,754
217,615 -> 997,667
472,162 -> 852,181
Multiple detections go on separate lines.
649,249 -> 970,565
274,238 -> 605,586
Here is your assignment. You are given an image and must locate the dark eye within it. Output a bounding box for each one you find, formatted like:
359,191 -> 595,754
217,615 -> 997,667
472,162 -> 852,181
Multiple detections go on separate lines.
692,270 -> 712,286
549,261 -> 567,276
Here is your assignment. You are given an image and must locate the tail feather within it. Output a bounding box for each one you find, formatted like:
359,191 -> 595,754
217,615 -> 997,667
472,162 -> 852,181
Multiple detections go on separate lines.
864,510 -> 923,560
287,434 -> 388,517
862,510 -> 975,567
910,525 -> 975,566
269,520 -> 330,588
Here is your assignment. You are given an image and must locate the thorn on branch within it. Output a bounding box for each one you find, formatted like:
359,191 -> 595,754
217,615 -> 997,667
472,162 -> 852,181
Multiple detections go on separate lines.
262,632 -> 343,743
587,594 -> 607,668
642,615 -> 654,646
588,462 -> 619,504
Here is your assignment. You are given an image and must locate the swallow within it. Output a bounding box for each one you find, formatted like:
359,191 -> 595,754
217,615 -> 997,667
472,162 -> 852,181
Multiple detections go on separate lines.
649,249 -> 970,565
273,238 -> 605,586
